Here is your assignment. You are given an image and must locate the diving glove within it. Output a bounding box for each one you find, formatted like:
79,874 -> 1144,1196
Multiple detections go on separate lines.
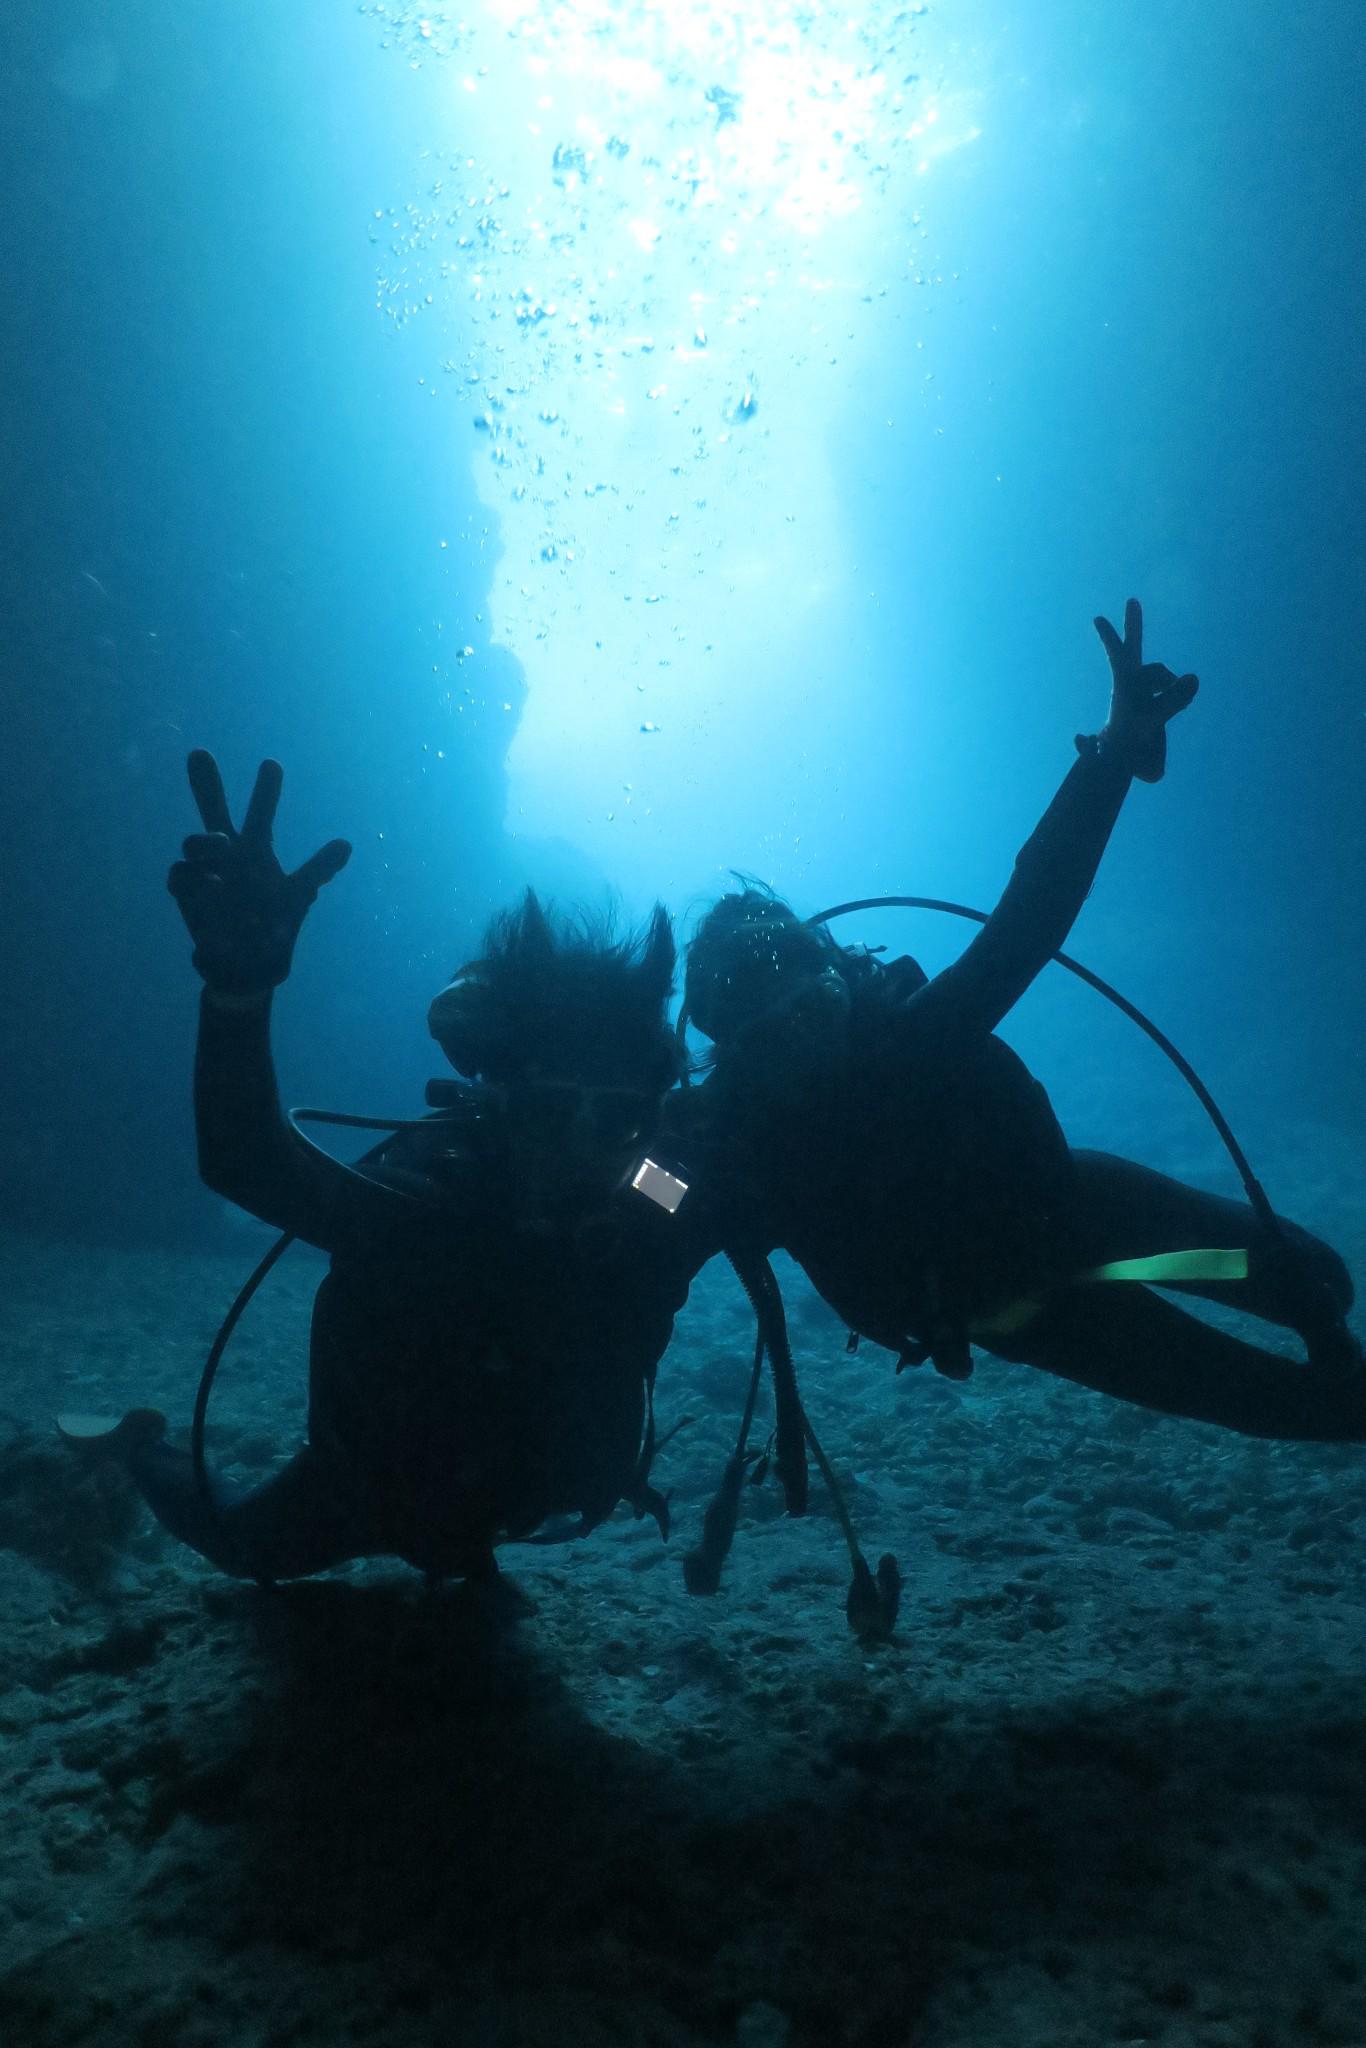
168,751 -> 351,994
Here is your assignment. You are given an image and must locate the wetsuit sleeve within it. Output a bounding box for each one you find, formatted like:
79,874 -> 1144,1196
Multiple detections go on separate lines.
194,989 -> 423,1249
906,744 -> 1133,1040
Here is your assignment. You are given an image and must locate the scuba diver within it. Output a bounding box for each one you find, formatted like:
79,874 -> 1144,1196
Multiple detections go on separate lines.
684,600 -> 1365,1443
60,751 -> 709,1585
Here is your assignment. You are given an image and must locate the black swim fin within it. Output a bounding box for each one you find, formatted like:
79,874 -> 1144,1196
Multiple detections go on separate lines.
56,1410 -> 167,1460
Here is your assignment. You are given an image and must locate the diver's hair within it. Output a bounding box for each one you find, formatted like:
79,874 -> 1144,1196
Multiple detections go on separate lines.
430,889 -> 683,1087
684,881 -> 845,1048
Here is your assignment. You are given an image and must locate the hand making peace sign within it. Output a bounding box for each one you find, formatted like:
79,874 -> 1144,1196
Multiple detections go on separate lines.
1091,598 -> 1200,784
167,751 -> 352,995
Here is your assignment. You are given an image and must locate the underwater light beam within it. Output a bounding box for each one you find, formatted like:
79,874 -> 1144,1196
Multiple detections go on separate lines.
370,0 -> 980,883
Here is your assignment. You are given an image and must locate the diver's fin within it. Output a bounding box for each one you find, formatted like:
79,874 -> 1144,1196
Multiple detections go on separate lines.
55,1410 -> 168,1459
971,1247 -> 1253,1342
1080,1248 -> 1249,1287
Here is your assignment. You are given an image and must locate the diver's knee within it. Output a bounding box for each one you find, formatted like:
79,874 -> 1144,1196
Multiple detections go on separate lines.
1304,1236 -> 1354,1314
1332,1252 -> 1355,1314
1257,1223 -> 1354,1318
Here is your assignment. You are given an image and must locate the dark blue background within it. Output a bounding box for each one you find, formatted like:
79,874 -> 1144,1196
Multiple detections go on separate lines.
1,0 -> 1361,1246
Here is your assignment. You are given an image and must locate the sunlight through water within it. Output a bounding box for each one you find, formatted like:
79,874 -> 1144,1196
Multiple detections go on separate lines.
365,1 -> 982,876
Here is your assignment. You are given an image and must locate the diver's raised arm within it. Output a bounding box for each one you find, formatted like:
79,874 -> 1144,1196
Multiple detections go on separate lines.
168,751 -> 396,1248
909,600 -> 1199,1041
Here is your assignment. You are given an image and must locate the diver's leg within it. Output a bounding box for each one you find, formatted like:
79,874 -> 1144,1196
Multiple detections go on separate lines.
1069,1149 -> 1354,1327
994,1284 -> 1366,1442
126,1436 -> 374,1582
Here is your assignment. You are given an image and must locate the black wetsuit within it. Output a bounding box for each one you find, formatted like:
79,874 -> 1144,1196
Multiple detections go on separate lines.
131,997 -> 710,1580
698,746 -> 1361,1441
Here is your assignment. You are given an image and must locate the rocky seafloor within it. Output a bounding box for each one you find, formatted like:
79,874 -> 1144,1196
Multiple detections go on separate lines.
2,1121 -> 1365,2048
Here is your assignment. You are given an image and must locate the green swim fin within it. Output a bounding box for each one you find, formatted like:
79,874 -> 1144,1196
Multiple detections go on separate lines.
971,1247 -> 1251,1339
1080,1248 -> 1249,1287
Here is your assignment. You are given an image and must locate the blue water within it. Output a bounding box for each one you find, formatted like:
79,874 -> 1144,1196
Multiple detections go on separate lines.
3,11 -> 1366,2039
2,0 -> 1362,1247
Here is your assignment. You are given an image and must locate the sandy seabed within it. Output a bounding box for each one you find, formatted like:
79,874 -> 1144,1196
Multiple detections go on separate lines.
2,1121 -> 1365,2048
